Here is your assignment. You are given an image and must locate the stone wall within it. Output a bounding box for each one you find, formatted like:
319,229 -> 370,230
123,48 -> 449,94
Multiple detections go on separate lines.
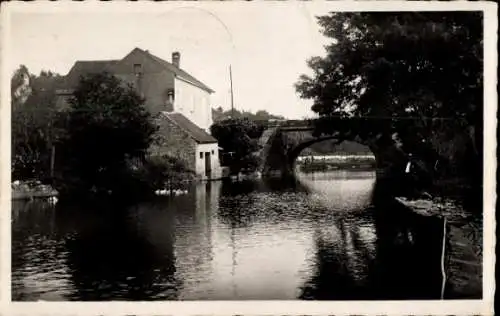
149,113 -> 197,172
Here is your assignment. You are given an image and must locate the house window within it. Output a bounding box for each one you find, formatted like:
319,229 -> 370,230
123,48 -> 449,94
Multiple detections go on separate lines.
190,95 -> 195,114
134,64 -> 142,76
200,152 -> 203,159
167,89 -> 175,104
211,150 -> 214,154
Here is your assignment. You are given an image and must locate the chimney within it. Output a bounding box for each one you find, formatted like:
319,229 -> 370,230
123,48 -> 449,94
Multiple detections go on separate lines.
172,52 -> 180,68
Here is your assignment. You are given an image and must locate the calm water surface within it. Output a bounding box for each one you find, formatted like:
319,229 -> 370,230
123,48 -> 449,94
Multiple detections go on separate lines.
12,170 -> 481,300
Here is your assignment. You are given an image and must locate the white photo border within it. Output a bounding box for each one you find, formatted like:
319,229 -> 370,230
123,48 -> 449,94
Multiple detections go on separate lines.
0,1 -> 496,315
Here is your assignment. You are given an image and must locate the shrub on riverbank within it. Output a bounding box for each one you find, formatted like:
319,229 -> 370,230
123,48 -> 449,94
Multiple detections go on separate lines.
134,155 -> 196,193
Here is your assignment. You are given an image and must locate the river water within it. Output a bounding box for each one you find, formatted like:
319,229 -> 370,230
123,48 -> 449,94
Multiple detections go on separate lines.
12,170 -> 482,301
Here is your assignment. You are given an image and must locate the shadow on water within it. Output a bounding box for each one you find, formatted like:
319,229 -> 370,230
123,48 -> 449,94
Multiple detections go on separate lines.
370,197 -> 444,299
12,199 -> 180,301
60,200 -> 180,300
299,177 -> 445,300
12,183 -> 221,301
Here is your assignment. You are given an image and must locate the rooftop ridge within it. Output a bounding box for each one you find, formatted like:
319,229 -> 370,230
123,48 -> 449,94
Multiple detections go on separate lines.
58,47 -> 214,94
138,48 -> 214,93
74,59 -> 120,62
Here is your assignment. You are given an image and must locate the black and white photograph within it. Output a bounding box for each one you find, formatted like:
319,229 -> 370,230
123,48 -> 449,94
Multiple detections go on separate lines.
0,1 -> 496,315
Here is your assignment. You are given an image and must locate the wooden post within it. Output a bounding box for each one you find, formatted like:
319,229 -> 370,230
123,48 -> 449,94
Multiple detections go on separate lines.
440,217 -> 447,299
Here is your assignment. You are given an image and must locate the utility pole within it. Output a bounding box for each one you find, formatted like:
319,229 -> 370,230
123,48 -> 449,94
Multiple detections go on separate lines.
230,65 -> 234,118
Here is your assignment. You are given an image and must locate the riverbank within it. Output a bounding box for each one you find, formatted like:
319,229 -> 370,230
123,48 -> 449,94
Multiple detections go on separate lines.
394,195 -> 482,299
12,180 -> 58,200
11,170 -> 223,202
299,163 -> 376,172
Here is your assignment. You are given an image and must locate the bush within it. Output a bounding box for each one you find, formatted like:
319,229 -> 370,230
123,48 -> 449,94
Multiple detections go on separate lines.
210,118 -> 264,175
135,155 -> 195,192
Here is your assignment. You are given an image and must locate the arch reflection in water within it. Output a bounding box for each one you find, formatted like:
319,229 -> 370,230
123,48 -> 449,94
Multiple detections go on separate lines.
295,170 -> 379,300
296,170 -> 376,211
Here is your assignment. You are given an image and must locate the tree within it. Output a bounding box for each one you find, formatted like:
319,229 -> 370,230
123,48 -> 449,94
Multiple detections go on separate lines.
55,72 -> 157,197
295,12 -> 483,183
11,66 -> 63,181
210,118 -> 265,174
11,65 -> 32,108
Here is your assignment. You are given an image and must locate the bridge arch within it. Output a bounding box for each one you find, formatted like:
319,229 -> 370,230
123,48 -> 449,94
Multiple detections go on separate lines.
286,137 -> 375,170
258,123 -> 407,178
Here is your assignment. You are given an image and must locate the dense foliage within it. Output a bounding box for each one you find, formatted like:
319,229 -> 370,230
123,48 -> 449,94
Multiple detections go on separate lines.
210,118 -> 265,174
134,155 -> 195,193
11,66 -> 64,181
54,72 -> 157,197
296,12 -> 483,183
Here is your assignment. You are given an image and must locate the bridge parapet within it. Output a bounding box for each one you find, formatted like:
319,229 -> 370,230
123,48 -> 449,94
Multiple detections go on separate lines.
258,115 -> 452,179
263,119 -> 315,129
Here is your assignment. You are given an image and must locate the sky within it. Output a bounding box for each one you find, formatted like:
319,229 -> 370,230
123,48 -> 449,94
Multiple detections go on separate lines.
8,3 -> 337,119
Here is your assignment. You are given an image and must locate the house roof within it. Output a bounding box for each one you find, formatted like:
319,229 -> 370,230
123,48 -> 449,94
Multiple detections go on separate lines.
57,48 -> 214,93
163,112 -> 217,144
58,60 -> 119,90
139,48 -> 214,93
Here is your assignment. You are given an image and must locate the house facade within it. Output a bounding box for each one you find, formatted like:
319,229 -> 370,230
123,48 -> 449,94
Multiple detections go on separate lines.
55,47 -> 221,180
151,112 -> 221,180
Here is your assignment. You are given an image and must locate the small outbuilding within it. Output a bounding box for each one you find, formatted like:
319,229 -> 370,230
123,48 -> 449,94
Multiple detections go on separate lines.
151,112 -> 222,180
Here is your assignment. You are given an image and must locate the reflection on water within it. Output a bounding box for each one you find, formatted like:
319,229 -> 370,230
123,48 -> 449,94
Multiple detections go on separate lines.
297,170 -> 376,210
11,170 -> 481,301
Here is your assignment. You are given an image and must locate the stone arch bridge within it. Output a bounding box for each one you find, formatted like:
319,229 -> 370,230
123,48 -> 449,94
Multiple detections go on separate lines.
257,119 -> 410,178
